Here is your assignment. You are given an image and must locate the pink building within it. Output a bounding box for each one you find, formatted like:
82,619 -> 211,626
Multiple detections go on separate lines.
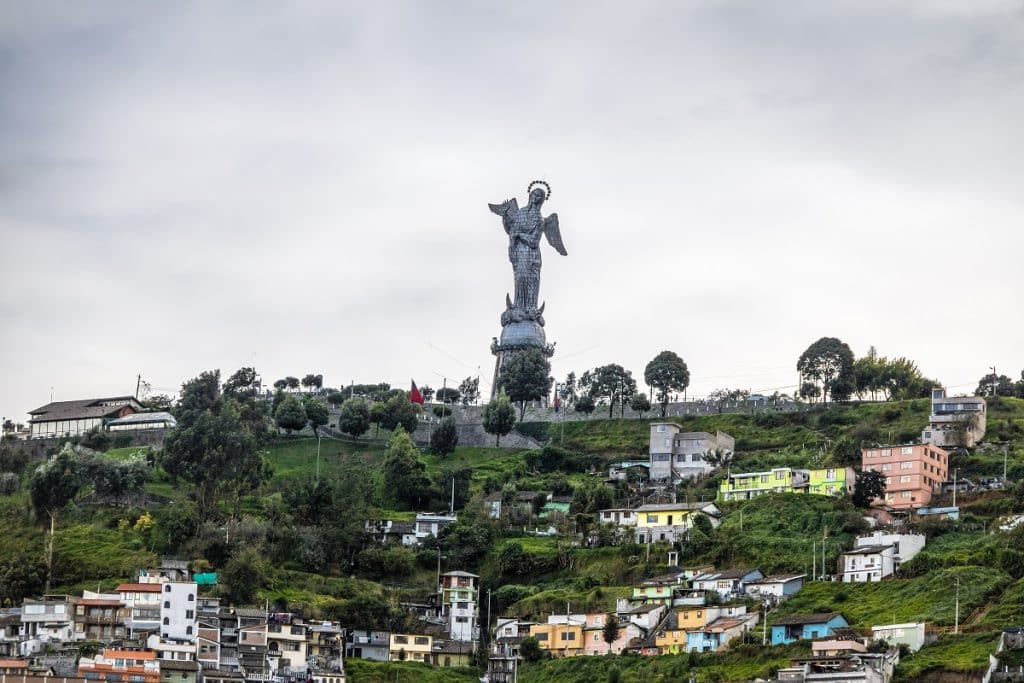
579,614 -> 644,656
861,444 -> 948,509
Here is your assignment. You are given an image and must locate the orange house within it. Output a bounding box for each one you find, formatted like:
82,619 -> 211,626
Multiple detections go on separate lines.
861,444 -> 948,509
78,649 -> 160,683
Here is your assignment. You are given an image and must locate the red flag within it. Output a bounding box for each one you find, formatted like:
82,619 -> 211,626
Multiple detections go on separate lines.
409,380 -> 424,404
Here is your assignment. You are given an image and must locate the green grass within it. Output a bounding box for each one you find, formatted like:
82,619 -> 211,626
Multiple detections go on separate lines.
980,576 -> 1024,628
770,566 -> 1011,628
893,631 -> 998,682
344,659 -> 479,683
103,446 -> 151,461
51,520 -> 157,589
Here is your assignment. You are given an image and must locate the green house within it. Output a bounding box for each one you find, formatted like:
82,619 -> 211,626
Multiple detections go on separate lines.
718,468 -> 807,502
807,467 -> 855,497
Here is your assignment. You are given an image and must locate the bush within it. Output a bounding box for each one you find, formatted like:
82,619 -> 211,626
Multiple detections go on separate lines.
81,428 -> 111,451
111,434 -> 132,449
0,472 -> 19,494
432,405 -> 452,418
355,545 -> 416,578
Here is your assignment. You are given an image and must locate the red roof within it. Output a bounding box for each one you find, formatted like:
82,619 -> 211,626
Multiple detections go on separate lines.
79,599 -> 124,606
116,583 -> 162,593
0,660 -> 28,669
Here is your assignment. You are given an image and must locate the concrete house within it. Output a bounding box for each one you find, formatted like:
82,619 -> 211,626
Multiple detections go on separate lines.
20,597 -> 75,654
649,424 -> 735,482
345,630 -> 390,661
771,613 -> 849,645
440,570 -> 479,642
28,396 -> 145,439
841,532 -> 926,583
921,388 -> 987,448
691,569 -> 764,600
634,502 -> 722,544
685,613 -> 759,653
862,444 -> 948,509
159,581 -> 198,642
871,622 -> 933,652
597,508 -> 638,526
718,468 -> 809,502
744,574 -> 806,602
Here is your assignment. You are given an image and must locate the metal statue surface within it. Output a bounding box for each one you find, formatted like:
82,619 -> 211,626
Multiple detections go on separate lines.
489,180 -> 567,328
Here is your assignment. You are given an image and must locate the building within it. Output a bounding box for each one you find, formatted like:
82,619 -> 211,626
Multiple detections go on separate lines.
771,613 -> 850,646
365,519 -> 417,546
529,616 -> 586,658
307,622 -> 344,672
921,388 -> 987,449
158,659 -> 198,683
629,571 -> 689,607
861,444 -> 948,509
147,634 -> 196,663
439,571 -> 478,642
107,412 -> 178,432
78,649 -> 160,683
691,569 -> 764,601
267,613 -> 307,674
684,614 -> 759,653
744,574 -> 806,602
597,508 -> 638,526
634,502 -> 722,544
807,467 -> 856,497
871,622 -> 933,652
718,468 -> 808,502
414,512 -> 457,543
28,396 -> 144,439
159,582 -> 198,642
649,424 -> 735,481
19,597 -> 75,654
74,597 -> 128,642
345,630 -> 390,662
0,609 -> 20,657
116,583 -> 163,638
388,634 -> 432,663
840,532 -> 926,584
654,605 -> 750,654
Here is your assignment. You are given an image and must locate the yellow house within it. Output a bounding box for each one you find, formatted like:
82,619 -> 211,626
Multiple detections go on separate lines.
529,621 -> 584,657
655,608 -> 715,654
389,633 -> 433,662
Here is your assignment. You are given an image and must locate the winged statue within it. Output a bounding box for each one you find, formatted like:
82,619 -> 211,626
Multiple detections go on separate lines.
488,180 -> 566,324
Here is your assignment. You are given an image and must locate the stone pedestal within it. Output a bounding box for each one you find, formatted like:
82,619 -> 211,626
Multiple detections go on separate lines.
490,316 -> 554,399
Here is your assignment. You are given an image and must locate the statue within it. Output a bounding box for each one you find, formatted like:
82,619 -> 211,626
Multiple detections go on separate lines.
489,180 -> 567,328
488,180 -> 566,398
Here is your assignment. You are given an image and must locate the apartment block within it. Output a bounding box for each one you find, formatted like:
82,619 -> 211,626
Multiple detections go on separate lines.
861,444 -> 948,509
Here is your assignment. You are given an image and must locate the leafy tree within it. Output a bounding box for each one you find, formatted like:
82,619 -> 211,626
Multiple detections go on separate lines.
436,387 -> 461,405
499,348 -> 553,420
575,394 -> 596,415
382,427 -> 433,509
581,364 -> 637,418
482,390 -> 517,446
338,397 -> 371,438
143,394 -> 174,411
301,374 -> 324,392
976,372 -> 1016,397
162,375 -> 272,524
30,447 -> 82,590
630,393 -> 651,418
558,372 -> 577,405
799,382 -> 821,403
644,350 -> 691,417
223,367 -> 259,399
382,393 -> 420,433
1,418 -> 14,434
222,546 -> 268,604
80,427 -> 111,452
797,337 -> 855,404
274,395 -> 308,434
433,405 -> 453,418
430,416 -> 459,456
853,470 -> 886,508
0,443 -> 29,474
273,379 -> 288,391
302,396 -> 330,434
369,401 -> 387,437
420,385 -> 435,403
519,636 -> 545,663
0,553 -> 47,605
175,370 -> 221,419
832,437 -> 861,468
602,614 -> 621,653
326,391 -> 347,406
285,376 -> 301,392
458,376 -> 481,406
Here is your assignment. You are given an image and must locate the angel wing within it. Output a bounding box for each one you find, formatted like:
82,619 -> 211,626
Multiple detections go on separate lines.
488,198 -> 518,234
542,213 -> 567,255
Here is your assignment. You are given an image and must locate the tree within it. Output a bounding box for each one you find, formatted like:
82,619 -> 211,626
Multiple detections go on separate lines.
420,385 -> 435,403
482,390 -> 517,446
301,374 -> 324,393
30,447 -> 82,590
0,553 -> 47,605
644,350 -> 691,417
338,397 -> 371,438
436,387 -> 461,405
223,367 -> 259,399
369,401 -> 387,437
559,372 -> 578,405
575,394 -> 596,415
143,394 -> 174,411
458,376 -> 480,406
430,416 -> 459,456
581,364 -> 637,418
797,337 -> 855,404
519,636 -> 545,663
175,370 -> 221,419
285,376 -> 301,393
499,348 -> 553,420
976,372 -> 1016,397
853,470 -> 886,508
273,379 -> 288,391
382,427 -> 432,509
602,614 -> 621,653
382,393 -> 419,433
222,547 -> 268,604
303,396 -> 330,435
274,395 -> 307,434
630,393 -> 651,418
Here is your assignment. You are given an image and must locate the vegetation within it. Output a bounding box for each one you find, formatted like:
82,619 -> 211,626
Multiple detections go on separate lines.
644,350 -> 690,417
483,390 -> 517,445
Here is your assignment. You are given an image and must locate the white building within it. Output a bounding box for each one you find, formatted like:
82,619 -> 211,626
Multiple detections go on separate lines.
414,512 -> 457,543
19,597 -> 75,654
871,622 -> 930,652
841,532 -> 925,583
921,388 -> 986,449
159,582 -> 198,642
597,508 -> 638,526
28,396 -> 144,439
108,412 -> 178,431
649,424 -> 735,482
440,571 -> 479,643
267,614 -> 308,673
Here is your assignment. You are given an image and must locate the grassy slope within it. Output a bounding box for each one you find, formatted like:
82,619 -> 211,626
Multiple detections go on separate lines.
344,659 -> 479,683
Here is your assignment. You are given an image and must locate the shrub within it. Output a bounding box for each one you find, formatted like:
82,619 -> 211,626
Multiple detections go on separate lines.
0,472 -> 19,494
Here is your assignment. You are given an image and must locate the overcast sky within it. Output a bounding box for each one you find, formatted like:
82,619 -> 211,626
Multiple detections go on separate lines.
2,1 -> 1023,422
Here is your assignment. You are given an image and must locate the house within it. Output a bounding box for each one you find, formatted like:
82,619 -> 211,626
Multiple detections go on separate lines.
691,568 -> 764,600
861,444 -> 948,509
20,597 -> 75,654
307,622 -> 344,672
158,581 -> 198,642
597,508 -> 638,527
414,512 -> 457,542
345,630 -> 390,661
0,609 -> 20,656
540,496 -> 572,519
158,659 -> 198,683
228,606 -> 269,679
629,571 -> 689,606
0,660 -> 28,675
28,396 -> 144,439
921,388 -> 987,448
841,532 -> 926,583
107,412 -> 178,432
807,467 -> 856,497
74,596 -> 128,642
116,583 -> 163,637
439,571 -> 479,642
871,622 -> 933,652
744,574 -> 806,602
634,502 -> 722,543
654,605 -> 750,654
430,639 -> 474,667
649,424 -> 735,482
389,634 -> 432,662
685,614 -> 759,653
146,634 -> 195,663
365,519 -> 417,546
529,616 -> 585,657
267,612 -> 307,673
582,616 -> 645,656
777,649 -> 899,683
718,468 -> 808,502
78,649 -> 160,683
771,613 -> 850,645
619,603 -> 666,632
811,638 -> 867,657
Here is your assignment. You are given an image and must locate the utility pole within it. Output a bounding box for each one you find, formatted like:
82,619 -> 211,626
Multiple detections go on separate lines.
812,541 -> 816,581
1004,443 -> 1010,483
953,467 -> 959,508
954,574 -> 960,634
135,374 -> 142,400
990,367 -> 997,396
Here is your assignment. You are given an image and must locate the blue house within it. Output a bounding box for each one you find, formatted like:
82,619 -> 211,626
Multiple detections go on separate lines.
770,613 -> 849,645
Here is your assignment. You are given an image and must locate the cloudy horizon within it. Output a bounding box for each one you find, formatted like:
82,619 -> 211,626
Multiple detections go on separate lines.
2,1 -> 1022,422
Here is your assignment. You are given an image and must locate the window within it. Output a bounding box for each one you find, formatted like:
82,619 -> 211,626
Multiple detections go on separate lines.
901,491 -> 912,498
186,610 -> 194,619
900,475 -> 912,484
901,447 -> 913,455
395,636 -> 408,644
164,601 -> 171,609
456,602 -> 468,609
165,585 -> 172,592
415,636 -> 429,645
186,626 -> 193,635
456,616 -> 468,623
560,632 -> 576,641
900,461 -> 913,470
882,449 -> 892,457
163,618 -> 170,625
882,464 -> 892,471
187,594 -> 194,602
646,515 -> 658,523
826,468 -> 836,479
536,633 -> 548,641
775,471 -> 785,480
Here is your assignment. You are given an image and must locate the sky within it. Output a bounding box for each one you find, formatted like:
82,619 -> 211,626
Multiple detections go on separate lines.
2,1 -> 1023,422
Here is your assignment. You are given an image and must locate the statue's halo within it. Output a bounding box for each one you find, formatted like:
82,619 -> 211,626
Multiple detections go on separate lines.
528,180 -> 551,200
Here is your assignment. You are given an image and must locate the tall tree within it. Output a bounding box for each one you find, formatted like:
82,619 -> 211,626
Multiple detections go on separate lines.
224,367 -> 259,399
581,364 -> 637,418
852,470 -> 886,508
285,376 -> 301,393
303,396 -> 330,435
630,393 -> 651,418
382,427 -> 433,509
575,394 -> 596,415
499,348 -> 553,420
429,416 -> 459,456
338,397 -> 371,438
436,387 -> 461,405
175,370 -> 221,419
602,614 -> 621,654
976,372 -> 1016,397
797,337 -> 855,404
273,379 -> 288,392
143,394 -> 174,411
301,374 -> 324,393
458,376 -> 481,406
644,350 -> 691,417
382,393 -> 420,433
420,386 -> 435,403
482,390 -> 517,446
274,395 -> 308,434
30,447 -> 82,591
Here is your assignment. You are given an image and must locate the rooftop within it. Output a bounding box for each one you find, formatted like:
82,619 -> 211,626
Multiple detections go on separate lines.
29,397 -> 142,423
116,583 -> 163,593
773,612 -> 844,626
